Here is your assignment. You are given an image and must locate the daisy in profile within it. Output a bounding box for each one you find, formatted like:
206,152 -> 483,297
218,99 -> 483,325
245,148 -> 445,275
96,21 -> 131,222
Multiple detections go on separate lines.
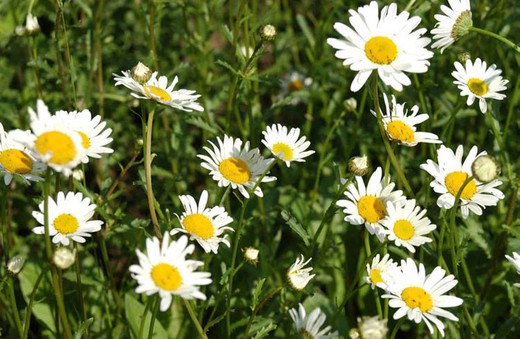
431,0 -> 472,53
129,233 -> 212,311
336,167 -> 405,242
198,135 -> 276,199
287,255 -> 315,290
171,190 -> 234,254
365,253 -> 397,290
372,94 -> 441,146
382,258 -> 463,337
26,100 -> 86,176
32,191 -> 103,246
505,252 -> 520,288
289,303 -> 337,338
327,1 -> 433,92
381,200 -> 436,253
261,124 -> 315,167
113,62 -> 203,112
55,109 -> 113,163
421,145 -> 504,218
0,124 -> 45,185
452,58 -> 508,113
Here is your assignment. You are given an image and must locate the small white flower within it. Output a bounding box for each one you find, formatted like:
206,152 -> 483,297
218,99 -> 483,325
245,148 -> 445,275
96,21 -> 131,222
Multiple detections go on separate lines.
421,145 -> 505,218
289,303 -> 337,338
243,247 -> 259,265
382,258 -> 463,337
131,62 -> 152,83
349,316 -> 388,339
171,190 -> 234,254
287,255 -> 315,290
15,13 -> 40,36
129,233 -> 212,311
261,124 -> 315,166
452,58 -> 509,113
348,155 -> 369,176
32,191 -> 103,246
337,167 -> 405,242
53,247 -> 76,270
198,135 -> 276,199
278,71 -> 313,105
7,256 -> 25,275
365,253 -> 397,290
431,0 -> 472,53
505,252 -> 520,288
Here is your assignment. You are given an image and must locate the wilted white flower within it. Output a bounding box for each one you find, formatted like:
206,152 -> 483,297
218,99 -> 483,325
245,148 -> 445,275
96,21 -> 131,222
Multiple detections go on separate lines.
287,255 -> 315,290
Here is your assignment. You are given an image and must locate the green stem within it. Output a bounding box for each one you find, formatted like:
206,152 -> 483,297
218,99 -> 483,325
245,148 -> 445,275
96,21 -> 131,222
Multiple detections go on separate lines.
147,295 -> 160,339
138,297 -> 153,339
389,318 -> 405,339
1,184 -> 8,266
144,106 -> 162,238
22,265 -> 50,339
74,243 -> 88,336
363,231 -> 382,318
7,277 -> 23,338
469,26 -> 520,54
183,299 -> 208,339
243,286 -> 283,339
148,0 -> 159,70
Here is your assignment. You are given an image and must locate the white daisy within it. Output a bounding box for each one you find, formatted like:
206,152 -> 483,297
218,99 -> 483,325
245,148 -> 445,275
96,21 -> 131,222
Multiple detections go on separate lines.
452,58 -> 509,113
129,233 -> 212,311
382,258 -> 463,337
113,70 -> 203,112
32,191 -> 103,246
420,145 -> 505,218
372,94 -> 441,146
287,255 -> 315,290
26,100 -> 86,176
336,167 -> 405,242
349,316 -> 388,339
381,200 -> 436,253
278,71 -> 313,105
289,303 -> 337,339
431,0 -> 472,53
0,124 -> 45,185
327,1 -> 433,92
171,190 -> 234,254
55,109 -> 113,162
505,252 -> 520,288
365,253 -> 398,290
261,124 -> 315,166
198,135 -> 276,199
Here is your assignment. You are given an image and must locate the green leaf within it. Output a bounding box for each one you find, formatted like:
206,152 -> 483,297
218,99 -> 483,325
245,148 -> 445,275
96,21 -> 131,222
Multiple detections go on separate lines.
185,116 -> 219,134
251,278 -> 265,310
281,209 -> 310,246
296,14 -> 315,47
252,321 -> 277,339
74,317 -> 94,339
124,294 -> 168,339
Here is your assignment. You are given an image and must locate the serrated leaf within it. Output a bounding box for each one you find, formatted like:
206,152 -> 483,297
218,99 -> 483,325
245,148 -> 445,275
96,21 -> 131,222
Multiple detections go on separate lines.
216,59 -> 240,76
463,218 -> 491,258
252,323 -> 277,339
185,116 -> 218,134
74,317 -> 94,339
251,278 -> 265,310
281,209 -> 310,246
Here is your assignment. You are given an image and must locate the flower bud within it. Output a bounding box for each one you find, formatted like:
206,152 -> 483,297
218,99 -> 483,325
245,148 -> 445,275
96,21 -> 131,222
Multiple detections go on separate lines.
131,62 -> 152,84
53,248 -> 76,270
472,154 -> 500,183
7,256 -> 25,275
243,247 -> 259,265
259,24 -> 276,41
458,51 -> 471,63
344,97 -> 358,112
348,155 -> 369,176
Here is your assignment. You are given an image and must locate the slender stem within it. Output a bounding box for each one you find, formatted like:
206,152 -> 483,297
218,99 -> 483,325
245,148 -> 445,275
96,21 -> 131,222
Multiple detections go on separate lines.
183,299 -> 208,339
243,286 -> 283,339
364,231 -> 382,318
148,0 -> 159,70
147,295 -> 160,339
469,26 -> 520,54
7,278 -> 23,338
74,243 -> 88,335
389,318 -> 405,339
138,296 -> 153,339
101,149 -> 140,203
144,107 -> 162,238
22,265 -> 50,339
1,184 -> 8,265
96,234 -> 123,313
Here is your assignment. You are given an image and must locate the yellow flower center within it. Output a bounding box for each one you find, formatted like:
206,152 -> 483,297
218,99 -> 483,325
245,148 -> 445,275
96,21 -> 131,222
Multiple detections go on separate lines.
34,131 -> 77,165
219,157 -> 251,184
445,171 -> 477,199
357,195 -> 386,223
393,219 -> 414,240
288,79 -> 304,92
401,286 -> 433,313
364,36 -> 398,65
144,85 -> 172,102
78,132 -> 90,149
182,213 -> 214,240
370,268 -> 383,284
467,78 -> 488,96
0,149 -> 33,175
53,213 -> 79,234
150,263 -> 182,291
386,120 -> 415,143
272,142 -> 294,161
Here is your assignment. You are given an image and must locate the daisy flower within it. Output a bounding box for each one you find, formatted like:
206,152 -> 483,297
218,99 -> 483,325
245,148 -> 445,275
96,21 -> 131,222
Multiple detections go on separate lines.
365,253 -> 398,290
277,71 -> 313,105
289,303 -> 337,339
381,200 -> 437,253
336,167 -> 405,242
129,233 -> 212,311
431,0 -> 472,53
113,67 -> 203,112
372,94 -> 441,146
505,252 -> 520,288
327,1 -> 433,92
55,109 -> 113,162
382,258 -> 463,337
171,190 -> 234,254
261,124 -> 315,167
420,145 -> 505,218
26,100 -> 86,176
198,135 -> 276,199
0,124 -> 45,185
32,191 -> 103,246
287,255 -> 315,290
452,58 -> 509,113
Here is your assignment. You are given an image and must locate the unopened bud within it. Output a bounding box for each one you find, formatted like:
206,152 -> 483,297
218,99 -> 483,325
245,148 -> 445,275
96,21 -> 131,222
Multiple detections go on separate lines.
259,24 -> 276,41
243,247 -> 259,265
344,98 -> 358,112
131,62 -> 152,84
472,154 -> 500,183
7,256 -> 25,275
458,52 -> 471,63
348,155 -> 369,176
53,248 -> 76,270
